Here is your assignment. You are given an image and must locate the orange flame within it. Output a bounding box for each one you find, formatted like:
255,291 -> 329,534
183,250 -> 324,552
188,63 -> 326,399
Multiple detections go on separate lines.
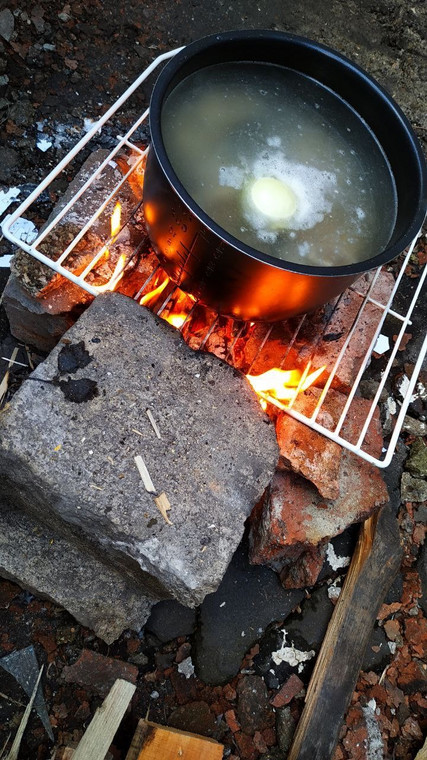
164,313 -> 187,329
139,277 -> 170,306
247,365 -> 326,406
111,202 -> 121,237
94,253 -> 127,293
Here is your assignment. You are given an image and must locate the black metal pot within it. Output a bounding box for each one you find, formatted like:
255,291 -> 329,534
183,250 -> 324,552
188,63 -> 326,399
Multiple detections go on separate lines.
143,30 -> 427,322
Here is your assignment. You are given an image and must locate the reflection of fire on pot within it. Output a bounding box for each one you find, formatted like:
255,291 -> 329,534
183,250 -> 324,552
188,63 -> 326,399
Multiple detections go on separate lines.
143,30 -> 426,322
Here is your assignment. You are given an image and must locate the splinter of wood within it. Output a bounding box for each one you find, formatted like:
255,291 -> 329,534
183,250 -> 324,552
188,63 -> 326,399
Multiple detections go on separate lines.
6,665 -> 44,760
154,492 -> 173,526
134,455 -> 156,494
288,503 -> 403,760
0,347 -> 19,405
146,409 -> 161,439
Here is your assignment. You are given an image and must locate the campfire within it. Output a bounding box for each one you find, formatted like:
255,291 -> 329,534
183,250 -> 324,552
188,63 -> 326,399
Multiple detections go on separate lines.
0,40 -> 426,760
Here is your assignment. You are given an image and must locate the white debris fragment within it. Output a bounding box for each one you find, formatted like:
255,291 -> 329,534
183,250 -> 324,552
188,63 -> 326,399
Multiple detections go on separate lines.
362,699 -> 384,759
327,580 -> 342,601
397,374 -> 417,404
150,690 -> 159,699
37,137 -> 53,152
373,334 -> 390,355
271,630 -> 315,668
83,117 -> 102,134
385,396 -> 397,416
0,255 -> 12,267
5,216 -> 38,244
0,187 -> 20,215
388,641 -> 397,654
177,657 -> 195,679
326,543 -> 350,571
219,602 -> 226,608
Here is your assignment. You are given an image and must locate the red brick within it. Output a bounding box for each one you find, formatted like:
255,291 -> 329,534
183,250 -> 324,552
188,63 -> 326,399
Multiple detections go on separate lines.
225,709 -> 240,734
223,684 -> 237,701
270,674 -> 305,708
61,649 -> 138,696
253,731 -> 268,753
234,731 -> 259,760
384,619 -> 401,641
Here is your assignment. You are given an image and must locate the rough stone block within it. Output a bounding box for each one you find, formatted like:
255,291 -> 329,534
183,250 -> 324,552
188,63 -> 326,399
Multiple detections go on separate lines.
0,292 -> 278,607
0,502 -> 157,643
2,273 -> 86,353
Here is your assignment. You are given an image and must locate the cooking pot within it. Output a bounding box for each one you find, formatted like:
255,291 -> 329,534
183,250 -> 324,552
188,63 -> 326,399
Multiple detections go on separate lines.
143,30 -> 427,322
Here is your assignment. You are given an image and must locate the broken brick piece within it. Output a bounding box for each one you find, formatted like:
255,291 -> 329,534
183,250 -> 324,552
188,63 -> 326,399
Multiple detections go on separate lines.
270,673 -> 305,708
61,649 -> 138,696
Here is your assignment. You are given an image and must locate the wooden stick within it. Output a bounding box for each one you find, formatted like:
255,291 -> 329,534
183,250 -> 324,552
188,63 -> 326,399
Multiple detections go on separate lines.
414,736 -> 427,760
0,347 -> 19,405
6,665 -> 44,760
125,720 -> 150,760
288,503 -> 402,760
72,679 -> 135,760
134,455 -> 156,494
146,409 -> 161,439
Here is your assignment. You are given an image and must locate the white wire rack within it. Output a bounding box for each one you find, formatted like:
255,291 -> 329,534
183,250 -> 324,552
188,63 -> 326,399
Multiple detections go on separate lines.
1,49 -> 426,468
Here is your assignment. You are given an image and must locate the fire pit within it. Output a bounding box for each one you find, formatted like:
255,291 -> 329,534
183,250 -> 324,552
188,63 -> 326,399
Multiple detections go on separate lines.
1,42 -> 426,471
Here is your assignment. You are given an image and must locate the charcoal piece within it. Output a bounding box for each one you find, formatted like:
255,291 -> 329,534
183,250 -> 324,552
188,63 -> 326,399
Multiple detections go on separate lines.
58,341 -> 93,374
145,600 -> 197,643
0,293 -> 278,608
57,377 -> 98,402
193,538 -> 303,685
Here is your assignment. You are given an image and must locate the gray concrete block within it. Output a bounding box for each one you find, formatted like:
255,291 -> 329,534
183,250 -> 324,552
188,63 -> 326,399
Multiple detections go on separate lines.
0,292 -> 278,606
0,502 -> 158,643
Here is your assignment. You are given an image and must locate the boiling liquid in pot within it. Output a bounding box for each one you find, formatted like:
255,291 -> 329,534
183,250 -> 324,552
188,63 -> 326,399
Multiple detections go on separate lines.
161,62 -> 397,267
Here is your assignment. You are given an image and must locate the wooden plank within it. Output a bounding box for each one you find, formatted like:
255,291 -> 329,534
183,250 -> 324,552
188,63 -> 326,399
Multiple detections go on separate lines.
72,678 -> 135,760
136,720 -> 223,760
288,502 -> 403,760
414,736 -> 427,760
125,719 -> 147,760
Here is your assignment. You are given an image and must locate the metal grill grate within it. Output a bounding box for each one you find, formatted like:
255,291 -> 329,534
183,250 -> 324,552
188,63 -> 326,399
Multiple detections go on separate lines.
1,49 -> 426,468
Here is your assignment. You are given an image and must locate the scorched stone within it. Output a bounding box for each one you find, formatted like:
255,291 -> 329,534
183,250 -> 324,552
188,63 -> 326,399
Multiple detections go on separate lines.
0,292 -> 278,607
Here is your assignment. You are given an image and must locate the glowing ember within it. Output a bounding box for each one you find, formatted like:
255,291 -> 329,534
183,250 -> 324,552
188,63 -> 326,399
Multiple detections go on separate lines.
165,313 -> 187,329
110,202 -> 122,237
247,365 -> 326,405
140,277 -> 169,306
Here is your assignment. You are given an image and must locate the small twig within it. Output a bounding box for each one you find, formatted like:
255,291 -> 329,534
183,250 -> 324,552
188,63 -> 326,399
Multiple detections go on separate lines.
154,492 -> 173,526
0,732 -> 11,760
6,665 -> 44,760
0,347 -> 19,405
1,357 -> 28,368
134,455 -> 156,494
24,346 -> 35,370
132,428 -> 144,437
146,409 -> 161,439
0,691 -> 26,708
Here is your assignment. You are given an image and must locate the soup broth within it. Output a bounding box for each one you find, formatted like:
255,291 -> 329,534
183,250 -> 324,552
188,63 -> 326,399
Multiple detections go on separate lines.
161,62 -> 397,267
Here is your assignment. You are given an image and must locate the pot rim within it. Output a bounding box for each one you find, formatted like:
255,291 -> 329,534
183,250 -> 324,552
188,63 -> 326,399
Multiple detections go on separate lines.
149,29 -> 427,278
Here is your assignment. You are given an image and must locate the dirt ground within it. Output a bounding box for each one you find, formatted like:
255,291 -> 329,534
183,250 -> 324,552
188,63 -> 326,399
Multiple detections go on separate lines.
0,1 -> 426,758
